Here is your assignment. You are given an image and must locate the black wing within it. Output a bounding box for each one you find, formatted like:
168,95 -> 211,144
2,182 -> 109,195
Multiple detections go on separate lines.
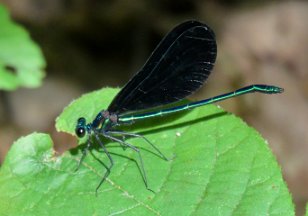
108,20 -> 217,114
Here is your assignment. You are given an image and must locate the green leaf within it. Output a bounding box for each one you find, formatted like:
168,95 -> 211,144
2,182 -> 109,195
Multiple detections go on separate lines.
0,88 -> 294,215
0,5 -> 45,90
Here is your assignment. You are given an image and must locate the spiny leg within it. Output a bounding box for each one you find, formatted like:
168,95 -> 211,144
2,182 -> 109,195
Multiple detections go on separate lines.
75,139 -> 92,172
106,130 -> 173,161
94,134 -> 114,196
104,132 -> 154,192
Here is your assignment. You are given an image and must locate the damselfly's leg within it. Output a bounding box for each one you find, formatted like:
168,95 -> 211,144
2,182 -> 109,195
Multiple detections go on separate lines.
94,133 -> 114,196
106,130 -> 173,161
120,136 -> 127,150
75,138 -> 92,172
104,132 -> 154,192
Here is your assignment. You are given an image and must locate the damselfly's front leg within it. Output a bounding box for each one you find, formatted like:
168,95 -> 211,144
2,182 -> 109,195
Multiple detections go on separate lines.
94,133 -> 114,196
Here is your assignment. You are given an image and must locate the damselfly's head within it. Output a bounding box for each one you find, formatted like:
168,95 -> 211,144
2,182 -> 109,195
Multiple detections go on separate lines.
75,117 -> 87,138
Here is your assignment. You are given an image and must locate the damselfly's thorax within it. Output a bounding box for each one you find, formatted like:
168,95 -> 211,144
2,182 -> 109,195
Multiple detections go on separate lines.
96,110 -> 119,131
101,110 -> 118,125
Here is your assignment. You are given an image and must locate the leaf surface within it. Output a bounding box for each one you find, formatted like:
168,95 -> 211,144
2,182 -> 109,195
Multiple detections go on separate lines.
0,88 -> 294,215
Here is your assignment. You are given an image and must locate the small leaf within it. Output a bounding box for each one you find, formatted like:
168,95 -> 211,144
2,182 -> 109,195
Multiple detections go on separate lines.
0,88 -> 294,215
0,5 -> 45,90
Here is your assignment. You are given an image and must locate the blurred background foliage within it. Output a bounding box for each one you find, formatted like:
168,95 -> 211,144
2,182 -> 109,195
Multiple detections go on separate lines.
0,0 -> 307,214
0,5 -> 45,91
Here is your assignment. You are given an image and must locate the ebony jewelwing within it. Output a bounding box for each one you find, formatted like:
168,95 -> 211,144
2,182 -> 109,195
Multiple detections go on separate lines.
75,20 -> 283,194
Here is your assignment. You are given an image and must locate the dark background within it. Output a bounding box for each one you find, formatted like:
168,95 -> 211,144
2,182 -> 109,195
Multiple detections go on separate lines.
0,0 -> 307,214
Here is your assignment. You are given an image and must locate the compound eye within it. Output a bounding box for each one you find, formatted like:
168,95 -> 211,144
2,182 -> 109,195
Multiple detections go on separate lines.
77,117 -> 86,124
75,127 -> 86,138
